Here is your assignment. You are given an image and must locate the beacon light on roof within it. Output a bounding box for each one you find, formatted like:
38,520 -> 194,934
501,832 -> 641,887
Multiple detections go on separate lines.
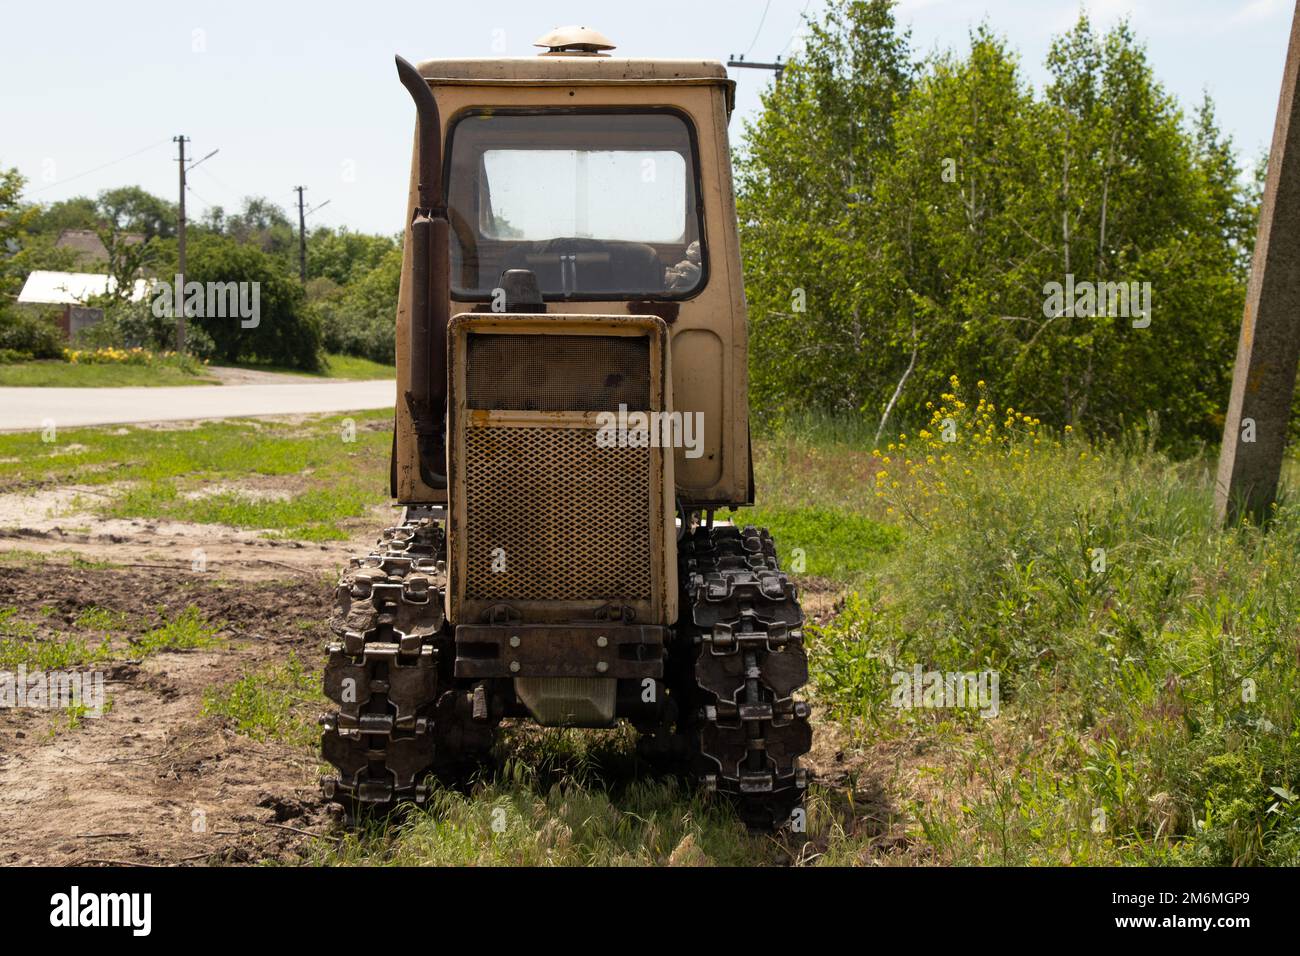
533,25 -> 616,56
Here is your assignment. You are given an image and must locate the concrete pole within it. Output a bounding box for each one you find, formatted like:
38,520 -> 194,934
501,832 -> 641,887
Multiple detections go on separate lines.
1215,1 -> 1300,525
173,135 -> 189,353
295,185 -> 308,283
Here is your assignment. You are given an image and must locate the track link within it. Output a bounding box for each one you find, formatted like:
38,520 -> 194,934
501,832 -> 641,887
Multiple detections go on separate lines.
320,513 -> 492,811
676,524 -> 812,829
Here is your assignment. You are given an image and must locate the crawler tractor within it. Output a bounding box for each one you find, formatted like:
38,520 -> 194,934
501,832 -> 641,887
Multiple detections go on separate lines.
320,26 -> 812,828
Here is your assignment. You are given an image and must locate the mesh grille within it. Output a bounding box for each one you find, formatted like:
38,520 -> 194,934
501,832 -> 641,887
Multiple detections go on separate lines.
463,425 -> 652,601
467,334 -> 650,411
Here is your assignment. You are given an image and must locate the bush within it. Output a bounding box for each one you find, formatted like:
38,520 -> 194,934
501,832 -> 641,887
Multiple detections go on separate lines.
75,295 -> 219,361
63,346 -> 204,373
79,295 -> 166,349
182,235 -> 321,370
310,296 -> 395,366
309,246 -> 399,365
803,379 -> 1300,864
0,308 -> 64,359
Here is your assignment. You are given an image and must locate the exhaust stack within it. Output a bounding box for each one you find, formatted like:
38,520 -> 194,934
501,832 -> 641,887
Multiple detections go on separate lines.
395,54 -> 449,489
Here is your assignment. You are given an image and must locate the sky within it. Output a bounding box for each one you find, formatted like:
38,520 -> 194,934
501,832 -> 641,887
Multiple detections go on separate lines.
1,0 -> 1293,236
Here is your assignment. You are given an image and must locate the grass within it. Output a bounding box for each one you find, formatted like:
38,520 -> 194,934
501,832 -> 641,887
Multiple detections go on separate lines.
743,505 -> 902,581
0,606 -> 111,668
130,605 -> 223,654
0,351 -> 391,386
320,353 -> 396,380
4,377 -> 1296,865
310,727 -> 799,866
0,409 -> 394,541
0,600 -> 217,736
317,384 -> 1300,867
790,381 -> 1300,865
201,653 -> 321,747
223,352 -> 394,381
0,602 -> 220,669
0,359 -> 215,387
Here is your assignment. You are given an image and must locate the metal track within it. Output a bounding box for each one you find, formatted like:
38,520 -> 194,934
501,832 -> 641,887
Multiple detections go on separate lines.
320,512 -> 493,810
676,524 -> 812,829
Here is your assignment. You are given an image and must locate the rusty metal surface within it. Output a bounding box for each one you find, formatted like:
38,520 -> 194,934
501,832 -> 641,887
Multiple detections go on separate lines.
393,75 -> 749,508
464,425 -> 652,602
446,313 -> 677,627
466,333 -> 650,411
395,55 -> 451,490
454,623 -> 665,679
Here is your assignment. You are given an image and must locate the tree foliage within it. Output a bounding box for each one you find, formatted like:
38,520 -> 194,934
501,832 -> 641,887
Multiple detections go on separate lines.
183,234 -> 321,370
738,2 -> 1258,450
308,245 -> 400,364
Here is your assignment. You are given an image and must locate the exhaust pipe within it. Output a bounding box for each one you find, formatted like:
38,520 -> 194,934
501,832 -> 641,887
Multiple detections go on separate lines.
396,54 -> 449,489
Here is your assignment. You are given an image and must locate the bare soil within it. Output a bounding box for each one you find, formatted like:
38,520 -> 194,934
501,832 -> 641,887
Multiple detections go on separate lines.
0,562 -> 338,866
0,485 -> 394,582
205,367 -> 321,386
0,509 -> 889,866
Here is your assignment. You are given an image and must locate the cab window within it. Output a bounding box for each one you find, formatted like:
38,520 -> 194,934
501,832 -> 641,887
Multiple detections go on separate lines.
446,110 -> 706,300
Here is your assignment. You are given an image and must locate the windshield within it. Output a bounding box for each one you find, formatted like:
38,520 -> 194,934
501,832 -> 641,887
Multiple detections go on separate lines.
446,111 -> 706,300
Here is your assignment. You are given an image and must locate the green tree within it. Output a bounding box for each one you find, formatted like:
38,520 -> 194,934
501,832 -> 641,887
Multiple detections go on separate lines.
183,234 -> 320,369
25,195 -> 100,236
0,167 -> 36,309
737,0 -> 914,421
308,227 -> 399,285
0,166 -> 66,357
96,185 -> 176,240
309,245 -> 400,364
737,4 -> 1253,450
222,196 -> 295,260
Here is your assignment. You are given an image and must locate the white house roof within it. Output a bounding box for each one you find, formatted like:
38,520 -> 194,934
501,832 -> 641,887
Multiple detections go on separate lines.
17,270 -> 151,306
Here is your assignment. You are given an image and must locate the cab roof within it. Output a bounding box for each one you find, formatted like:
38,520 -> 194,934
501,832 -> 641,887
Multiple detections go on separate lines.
416,57 -> 735,114
416,57 -> 728,83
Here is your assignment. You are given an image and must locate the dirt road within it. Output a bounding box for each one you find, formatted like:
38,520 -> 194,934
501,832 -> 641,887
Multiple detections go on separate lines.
0,380 -> 394,431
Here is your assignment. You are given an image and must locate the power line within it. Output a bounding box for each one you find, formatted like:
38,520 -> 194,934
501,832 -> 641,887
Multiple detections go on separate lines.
29,139 -> 171,195
778,0 -> 815,57
742,0 -> 775,58
192,164 -> 233,205
185,183 -> 218,210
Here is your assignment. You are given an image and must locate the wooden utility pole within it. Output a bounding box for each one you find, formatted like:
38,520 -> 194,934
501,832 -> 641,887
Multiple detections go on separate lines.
1216,1 -> 1300,525
173,134 -> 189,352
295,185 -> 308,283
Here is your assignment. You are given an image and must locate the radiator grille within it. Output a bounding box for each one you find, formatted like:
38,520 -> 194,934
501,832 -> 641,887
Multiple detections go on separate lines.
466,333 -> 650,412
463,425 -> 652,601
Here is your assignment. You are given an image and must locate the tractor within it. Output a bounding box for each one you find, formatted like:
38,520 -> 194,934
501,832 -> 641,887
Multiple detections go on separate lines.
320,26 -> 812,829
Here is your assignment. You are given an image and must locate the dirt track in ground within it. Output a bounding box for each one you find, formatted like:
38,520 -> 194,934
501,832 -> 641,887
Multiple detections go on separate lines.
0,485 -> 397,582
0,507 -> 891,866
0,561 -> 346,866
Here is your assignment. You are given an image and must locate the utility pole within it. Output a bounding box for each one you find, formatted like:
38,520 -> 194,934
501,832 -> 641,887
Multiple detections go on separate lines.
726,54 -> 786,83
173,135 -> 190,352
294,188 -> 330,284
295,185 -> 308,283
1215,1 -> 1300,525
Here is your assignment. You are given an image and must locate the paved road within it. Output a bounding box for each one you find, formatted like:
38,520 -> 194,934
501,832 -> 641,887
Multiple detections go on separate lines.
0,380 -> 395,431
